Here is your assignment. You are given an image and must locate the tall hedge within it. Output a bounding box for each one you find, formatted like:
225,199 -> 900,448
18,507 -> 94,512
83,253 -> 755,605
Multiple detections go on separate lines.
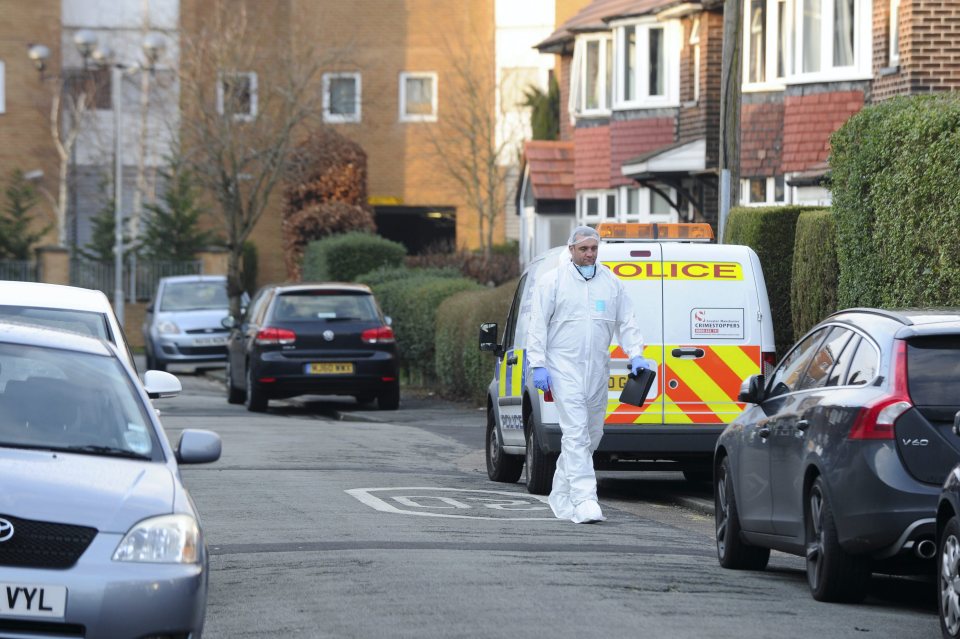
830,94 -> 960,308
302,232 -> 406,283
791,210 -> 838,338
370,275 -> 482,382
435,279 -> 518,403
724,205 -> 815,356
356,265 -> 461,287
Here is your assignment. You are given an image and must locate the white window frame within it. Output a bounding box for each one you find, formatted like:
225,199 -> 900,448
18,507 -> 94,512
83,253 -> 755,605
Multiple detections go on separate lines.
573,35 -> 613,117
620,185 -> 678,222
612,19 -> 681,109
790,0 -> 872,83
0,60 -> 5,114
742,0 -> 788,91
399,71 -> 438,123
577,189 -> 618,222
888,0 -> 900,67
216,71 -> 257,122
323,72 -> 361,123
739,176 -> 789,205
690,18 -> 701,103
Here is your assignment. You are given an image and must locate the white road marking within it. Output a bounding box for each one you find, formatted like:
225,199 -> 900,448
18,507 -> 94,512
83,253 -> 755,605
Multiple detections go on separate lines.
346,487 -> 556,521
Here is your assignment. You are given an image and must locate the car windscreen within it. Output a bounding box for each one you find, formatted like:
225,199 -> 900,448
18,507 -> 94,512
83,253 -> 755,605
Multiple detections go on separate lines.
272,292 -> 379,322
907,335 -> 960,406
0,305 -> 109,341
0,343 -> 161,461
159,281 -> 229,311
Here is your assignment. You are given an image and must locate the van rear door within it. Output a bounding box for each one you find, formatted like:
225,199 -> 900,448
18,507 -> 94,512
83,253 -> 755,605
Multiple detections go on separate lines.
600,242 -> 664,425
660,244 -> 762,425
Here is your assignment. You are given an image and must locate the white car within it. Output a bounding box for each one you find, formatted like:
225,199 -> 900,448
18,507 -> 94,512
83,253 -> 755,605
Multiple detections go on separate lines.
0,281 -> 136,371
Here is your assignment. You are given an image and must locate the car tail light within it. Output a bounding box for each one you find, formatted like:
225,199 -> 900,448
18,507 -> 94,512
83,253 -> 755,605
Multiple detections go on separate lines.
762,351 -> 777,377
255,327 -> 296,346
362,327 -> 395,344
848,340 -> 911,440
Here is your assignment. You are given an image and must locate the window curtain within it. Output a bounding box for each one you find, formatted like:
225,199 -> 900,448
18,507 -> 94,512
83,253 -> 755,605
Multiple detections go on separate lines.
568,39 -> 584,124
833,0 -> 855,67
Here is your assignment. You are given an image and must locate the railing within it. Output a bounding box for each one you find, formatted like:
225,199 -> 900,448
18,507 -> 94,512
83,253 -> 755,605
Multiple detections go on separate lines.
70,258 -> 203,302
0,260 -> 38,282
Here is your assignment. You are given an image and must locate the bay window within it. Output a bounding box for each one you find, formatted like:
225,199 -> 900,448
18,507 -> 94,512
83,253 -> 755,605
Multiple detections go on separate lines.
614,20 -> 680,108
793,0 -> 870,80
572,36 -> 613,115
743,0 -> 787,88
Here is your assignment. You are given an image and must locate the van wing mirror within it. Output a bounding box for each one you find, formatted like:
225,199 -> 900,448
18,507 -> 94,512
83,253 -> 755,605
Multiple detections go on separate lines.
479,322 -> 501,355
737,374 -> 765,404
221,315 -> 237,329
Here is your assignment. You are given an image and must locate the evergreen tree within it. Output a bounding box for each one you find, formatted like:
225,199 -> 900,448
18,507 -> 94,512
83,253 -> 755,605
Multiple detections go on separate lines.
1,170 -> 51,260
140,161 -> 216,261
78,196 -> 129,264
522,75 -> 560,141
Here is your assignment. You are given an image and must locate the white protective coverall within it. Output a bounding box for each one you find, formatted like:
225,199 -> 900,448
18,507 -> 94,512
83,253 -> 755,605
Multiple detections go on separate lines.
526,258 -> 644,522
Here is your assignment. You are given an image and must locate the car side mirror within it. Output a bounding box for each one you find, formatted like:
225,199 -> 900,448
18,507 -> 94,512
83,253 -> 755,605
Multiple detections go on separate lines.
385,315 -> 393,327
738,374 -> 766,404
479,322 -> 501,356
176,429 -> 222,464
221,315 -> 237,329
143,370 -> 182,399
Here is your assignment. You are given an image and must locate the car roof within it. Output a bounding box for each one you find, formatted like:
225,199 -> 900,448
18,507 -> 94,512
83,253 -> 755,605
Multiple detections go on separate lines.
0,320 -> 113,356
159,275 -> 226,284
827,308 -> 960,340
0,281 -> 113,313
274,282 -> 373,294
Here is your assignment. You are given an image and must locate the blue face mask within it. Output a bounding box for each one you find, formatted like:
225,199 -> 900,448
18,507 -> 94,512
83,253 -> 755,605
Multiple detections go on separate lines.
576,264 -> 596,280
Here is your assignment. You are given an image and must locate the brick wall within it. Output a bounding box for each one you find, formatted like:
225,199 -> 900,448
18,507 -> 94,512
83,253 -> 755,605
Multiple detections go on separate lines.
781,90 -> 864,173
573,125 -> 611,190
558,54 -> 574,141
741,97 -> 784,176
609,117 -> 675,186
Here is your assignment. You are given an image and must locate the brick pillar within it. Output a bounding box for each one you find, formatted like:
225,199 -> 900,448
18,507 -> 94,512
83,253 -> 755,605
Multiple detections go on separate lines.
197,247 -> 229,276
35,245 -> 70,285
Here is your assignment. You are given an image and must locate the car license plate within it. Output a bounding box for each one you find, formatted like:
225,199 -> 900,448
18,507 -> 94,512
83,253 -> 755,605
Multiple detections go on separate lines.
305,362 -> 354,375
0,582 -> 66,618
608,375 -> 629,392
194,336 -> 228,346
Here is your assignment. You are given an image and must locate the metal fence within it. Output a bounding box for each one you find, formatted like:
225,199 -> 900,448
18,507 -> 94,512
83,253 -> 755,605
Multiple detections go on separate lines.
70,258 -> 204,302
0,260 -> 38,282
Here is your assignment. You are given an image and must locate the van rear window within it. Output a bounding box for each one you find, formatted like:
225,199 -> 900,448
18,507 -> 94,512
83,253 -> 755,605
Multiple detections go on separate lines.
907,336 -> 960,406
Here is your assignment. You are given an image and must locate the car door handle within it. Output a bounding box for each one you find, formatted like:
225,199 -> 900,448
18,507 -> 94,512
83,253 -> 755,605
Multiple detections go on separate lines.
797,419 -> 810,432
506,354 -> 518,365
671,348 -> 705,359
758,427 -> 771,438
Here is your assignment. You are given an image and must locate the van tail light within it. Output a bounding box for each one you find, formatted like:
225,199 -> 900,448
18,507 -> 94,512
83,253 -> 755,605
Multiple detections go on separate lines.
255,327 -> 296,346
362,327 -> 395,344
848,340 -> 911,440
761,351 -> 777,377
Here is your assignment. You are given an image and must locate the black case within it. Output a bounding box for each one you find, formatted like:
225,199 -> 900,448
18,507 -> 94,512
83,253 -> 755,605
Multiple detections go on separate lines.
619,368 -> 656,407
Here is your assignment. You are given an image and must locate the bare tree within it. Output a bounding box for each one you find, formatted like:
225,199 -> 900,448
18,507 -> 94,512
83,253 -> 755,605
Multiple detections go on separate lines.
425,39 -> 515,261
177,2 -> 326,318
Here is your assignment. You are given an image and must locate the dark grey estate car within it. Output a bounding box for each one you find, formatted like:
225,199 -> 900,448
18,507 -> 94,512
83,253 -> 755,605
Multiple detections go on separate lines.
715,308 -> 960,603
224,283 -> 400,412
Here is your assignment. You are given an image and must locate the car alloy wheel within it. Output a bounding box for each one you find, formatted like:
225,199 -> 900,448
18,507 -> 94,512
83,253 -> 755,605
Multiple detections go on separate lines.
715,456 -> 769,570
940,518 -> 960,637
806,487 -> 825,590
716,465 -> 730,557
804,477 -> 869,602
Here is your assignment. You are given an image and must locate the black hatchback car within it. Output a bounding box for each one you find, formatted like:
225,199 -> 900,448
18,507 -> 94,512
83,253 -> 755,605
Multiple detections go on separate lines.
224,283 -> 400,412
715,308 -> 960,602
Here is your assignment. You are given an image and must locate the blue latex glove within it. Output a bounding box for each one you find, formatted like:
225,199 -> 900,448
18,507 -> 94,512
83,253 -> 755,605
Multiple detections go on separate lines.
630,357 -> 650,374
532,367 -> 551,392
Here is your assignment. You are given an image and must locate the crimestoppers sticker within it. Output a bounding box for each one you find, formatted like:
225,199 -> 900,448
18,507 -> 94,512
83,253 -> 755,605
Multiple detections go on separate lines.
691,308 -> 744,339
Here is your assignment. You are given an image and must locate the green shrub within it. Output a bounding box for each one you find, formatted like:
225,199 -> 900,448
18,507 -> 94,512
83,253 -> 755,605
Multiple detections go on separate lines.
724,205 -> 817,356
240,241 -> 258,295
791,210 -> 838,337
405,250 -> 520,286
372,275 -> 482,381
356,265 -> 461,287
302,232 -> 406,282
435,279 -> 518,403
830,94 -> 960,308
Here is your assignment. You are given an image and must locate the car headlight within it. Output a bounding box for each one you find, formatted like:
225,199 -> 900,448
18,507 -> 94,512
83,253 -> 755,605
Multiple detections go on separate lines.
157,321 -> 181,335
113,514 -> 200,564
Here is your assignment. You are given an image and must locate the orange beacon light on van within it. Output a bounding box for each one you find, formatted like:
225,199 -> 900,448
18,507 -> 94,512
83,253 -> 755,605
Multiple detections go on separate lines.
596,223 -> 715,242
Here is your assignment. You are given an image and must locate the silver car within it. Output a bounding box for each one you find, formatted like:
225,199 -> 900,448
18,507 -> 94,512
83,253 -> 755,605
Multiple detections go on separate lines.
0,322 -> 221,638
143,275 -> 234,371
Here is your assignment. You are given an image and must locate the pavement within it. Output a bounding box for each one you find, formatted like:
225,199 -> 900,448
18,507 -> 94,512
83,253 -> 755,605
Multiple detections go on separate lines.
192,362 -> 714,518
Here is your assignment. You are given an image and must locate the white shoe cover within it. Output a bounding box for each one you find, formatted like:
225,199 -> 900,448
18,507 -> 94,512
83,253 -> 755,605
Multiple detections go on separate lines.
571,499 -> 605,524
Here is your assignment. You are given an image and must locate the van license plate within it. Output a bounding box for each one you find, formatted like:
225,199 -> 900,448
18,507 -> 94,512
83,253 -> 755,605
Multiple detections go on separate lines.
608,375 -> 629,391
0,583 -> 66,618
306,363 -> 354,375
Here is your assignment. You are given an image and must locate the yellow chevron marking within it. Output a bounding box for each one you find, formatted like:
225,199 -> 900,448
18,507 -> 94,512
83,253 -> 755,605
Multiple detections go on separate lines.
716,345 -> 760,381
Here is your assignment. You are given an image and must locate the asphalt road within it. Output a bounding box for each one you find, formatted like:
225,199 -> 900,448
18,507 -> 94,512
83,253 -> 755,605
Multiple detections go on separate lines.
157,368 -> 939,639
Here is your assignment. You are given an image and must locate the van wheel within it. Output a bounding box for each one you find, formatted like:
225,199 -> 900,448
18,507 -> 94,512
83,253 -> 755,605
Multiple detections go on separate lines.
226,360 -> 245,404
245,367 -> 267,412
715,456 -> 770,570
805,476 -> 870,602
486,407 -> 523,483
524,413 -> 556,495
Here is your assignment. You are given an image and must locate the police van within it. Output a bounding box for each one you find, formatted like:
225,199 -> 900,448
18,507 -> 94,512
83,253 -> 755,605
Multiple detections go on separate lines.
479,222 -> 775,494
